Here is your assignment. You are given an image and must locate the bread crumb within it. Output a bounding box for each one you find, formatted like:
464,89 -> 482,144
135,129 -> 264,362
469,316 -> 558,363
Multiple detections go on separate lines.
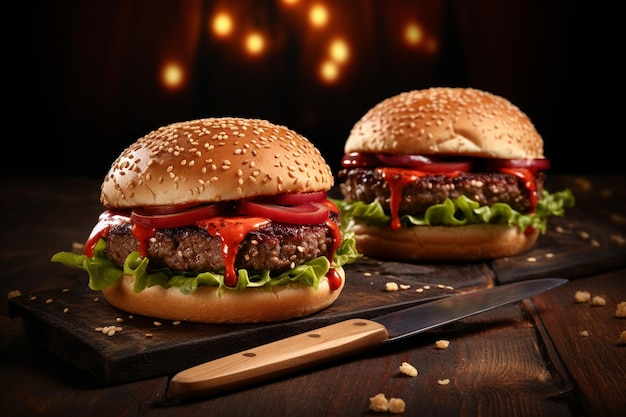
435,340 -> 450,349
438,378 -> 450,385
574,291 -> 591,303
369,393 -> 389,412
620,331 -> 626,344
610,234 -> 626,245
616,301 -> 626,318
385,282 -> 399,292
8,290 -> 22,299
388,398 -> 406,414
399,361 -> 418,377
590,295 -> 606,306
580,330 -> 590,337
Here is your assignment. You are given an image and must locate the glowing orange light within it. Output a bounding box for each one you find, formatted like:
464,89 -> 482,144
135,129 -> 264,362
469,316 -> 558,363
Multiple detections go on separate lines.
309,4 -> 328,27
281,0 -> 299,5
161,62 -> 184,90
245,32 -> 265,56
319,60 -> 339,83
329,38 -> 349,63
212,12 -> 233,37
404,22 -> 423,46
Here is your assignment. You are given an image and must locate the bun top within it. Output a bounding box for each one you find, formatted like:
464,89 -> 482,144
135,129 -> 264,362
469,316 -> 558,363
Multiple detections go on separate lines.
344,87 -> 544,159
101,117 -> 334,208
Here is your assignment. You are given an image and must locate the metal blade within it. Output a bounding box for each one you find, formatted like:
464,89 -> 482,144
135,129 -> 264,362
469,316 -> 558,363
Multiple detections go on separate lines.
375,278 -> 567,342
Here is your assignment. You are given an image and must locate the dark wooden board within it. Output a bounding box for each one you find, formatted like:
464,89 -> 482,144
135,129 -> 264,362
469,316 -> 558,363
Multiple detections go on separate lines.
8,204 -> 626,386
491,206 -> 626,283
8,260 -> 490,385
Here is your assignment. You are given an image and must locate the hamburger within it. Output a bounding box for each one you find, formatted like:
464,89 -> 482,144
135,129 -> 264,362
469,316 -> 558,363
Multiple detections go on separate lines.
52,117 -> 359,323
335,87 -> 574,261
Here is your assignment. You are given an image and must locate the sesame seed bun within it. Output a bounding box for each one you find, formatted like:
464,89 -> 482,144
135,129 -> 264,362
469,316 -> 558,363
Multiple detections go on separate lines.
344,87 -> 544,159
351,223 -> 539,262
102,268 -> 345,324
101,117 -> 334,208
340,87 -> 548,262
91,117 -> 345,323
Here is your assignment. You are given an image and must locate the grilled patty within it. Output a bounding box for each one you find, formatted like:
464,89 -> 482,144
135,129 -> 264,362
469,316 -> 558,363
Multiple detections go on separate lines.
104,212 -> 339,273
339,168 -> 545,216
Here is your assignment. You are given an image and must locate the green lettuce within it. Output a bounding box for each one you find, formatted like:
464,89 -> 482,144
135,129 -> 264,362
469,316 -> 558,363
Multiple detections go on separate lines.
331,188 -> 575,234
51,230 -> 360,297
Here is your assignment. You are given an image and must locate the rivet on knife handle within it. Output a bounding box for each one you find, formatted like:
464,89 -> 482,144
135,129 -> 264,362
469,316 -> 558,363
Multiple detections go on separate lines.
166,319 -> 389,401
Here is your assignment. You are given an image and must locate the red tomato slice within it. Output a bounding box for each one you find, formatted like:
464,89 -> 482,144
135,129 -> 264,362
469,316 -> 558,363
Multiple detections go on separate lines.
237,200 -> 329,224
256,190 -> 327,206
376,154 -> 472,173
483,158 -> 551,173
131,203 -> 225,229
133,202 -> 204,215
341,152 -> 380,168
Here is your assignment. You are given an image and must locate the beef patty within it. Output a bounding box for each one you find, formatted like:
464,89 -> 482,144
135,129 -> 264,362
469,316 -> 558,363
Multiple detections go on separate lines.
104,212 -> 339,274
339,168 -> 545,216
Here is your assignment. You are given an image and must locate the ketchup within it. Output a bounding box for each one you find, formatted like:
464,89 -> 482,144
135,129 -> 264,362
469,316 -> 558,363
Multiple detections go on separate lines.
378,168 -> 463,230
498,167 -> 538,212
324,218 -> 343,290
84,211 -> 131,257
85,203 -> 343,290
376,166 -> 537,230
196,217 -> 269,287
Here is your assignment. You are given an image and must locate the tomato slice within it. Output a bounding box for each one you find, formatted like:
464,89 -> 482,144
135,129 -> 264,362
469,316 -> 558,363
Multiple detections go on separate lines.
376,154 -> 472,173
237,200 -> 329,224
341,152 -> 380,168
133,202 -> 204,215
256,190 -> 327,206
131,203 -> 225,229
483,158 -> 551,174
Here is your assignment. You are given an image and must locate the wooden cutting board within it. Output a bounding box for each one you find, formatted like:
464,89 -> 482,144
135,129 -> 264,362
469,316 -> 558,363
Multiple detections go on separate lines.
8,208 -> 626,385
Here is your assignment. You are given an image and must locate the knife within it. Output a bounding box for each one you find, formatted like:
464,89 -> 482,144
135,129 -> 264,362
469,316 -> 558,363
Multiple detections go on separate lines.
166,277 -> 567,401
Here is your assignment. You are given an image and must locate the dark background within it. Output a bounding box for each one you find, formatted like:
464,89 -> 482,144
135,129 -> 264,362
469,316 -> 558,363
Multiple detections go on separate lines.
7,1 -> 621,180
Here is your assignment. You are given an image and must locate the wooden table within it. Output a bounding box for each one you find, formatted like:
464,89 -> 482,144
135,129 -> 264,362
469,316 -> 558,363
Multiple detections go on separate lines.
2,174 -> 625,417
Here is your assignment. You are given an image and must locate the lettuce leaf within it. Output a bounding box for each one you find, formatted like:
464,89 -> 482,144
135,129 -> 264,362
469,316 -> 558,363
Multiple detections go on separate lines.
331,188 -> 575,234
50,228 -> 360,296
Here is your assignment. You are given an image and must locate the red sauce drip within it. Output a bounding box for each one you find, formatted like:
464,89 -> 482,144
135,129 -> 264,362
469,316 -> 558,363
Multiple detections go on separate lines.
378,168 -> 421,230
378,168 -> 462,230
324,218 -> 343,290
131,223 -> 156,258
499,167 -> 537,212
196,217 -> 269,287
326,268 -> 343,290
84,211 -> 131,257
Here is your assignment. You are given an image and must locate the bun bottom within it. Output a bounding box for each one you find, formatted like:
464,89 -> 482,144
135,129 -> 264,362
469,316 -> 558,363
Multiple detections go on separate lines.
352,223 -> 539,261
102,267 -> 345,323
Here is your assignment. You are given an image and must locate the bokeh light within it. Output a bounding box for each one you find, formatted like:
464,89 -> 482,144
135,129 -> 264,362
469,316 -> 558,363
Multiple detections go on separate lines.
161,61 -> 184,90
329,38 -> 349,63
309,4 -> 328,28
212,12 -> 233,37
319,60 -> 339,83
404,22 -> 423,46
245,32 -> 266,56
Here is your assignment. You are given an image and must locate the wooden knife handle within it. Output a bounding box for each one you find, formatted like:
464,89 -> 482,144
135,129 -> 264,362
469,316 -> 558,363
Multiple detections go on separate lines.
166,319 -> 389,401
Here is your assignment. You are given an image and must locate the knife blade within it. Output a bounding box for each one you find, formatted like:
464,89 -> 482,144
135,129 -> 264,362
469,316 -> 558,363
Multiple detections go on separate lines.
166,277 -> 567,401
